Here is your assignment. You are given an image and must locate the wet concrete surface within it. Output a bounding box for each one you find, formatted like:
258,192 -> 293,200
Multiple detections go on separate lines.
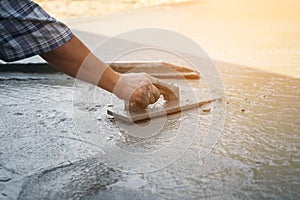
0,62 -> 299,199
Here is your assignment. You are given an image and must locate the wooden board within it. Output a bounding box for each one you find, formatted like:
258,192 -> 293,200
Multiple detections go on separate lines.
109,61 -> 201,79
107,97 -> 221,123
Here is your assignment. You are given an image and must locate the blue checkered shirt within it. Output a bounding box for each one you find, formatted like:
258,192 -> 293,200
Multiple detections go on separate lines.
0,0 -> 74,62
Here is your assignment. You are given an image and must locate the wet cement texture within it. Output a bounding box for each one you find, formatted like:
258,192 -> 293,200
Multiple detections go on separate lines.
0,64 -> 299,199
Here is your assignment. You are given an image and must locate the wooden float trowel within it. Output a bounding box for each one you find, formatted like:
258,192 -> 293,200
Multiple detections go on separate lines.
107,80 -> 217,123
106,62 -> 221,122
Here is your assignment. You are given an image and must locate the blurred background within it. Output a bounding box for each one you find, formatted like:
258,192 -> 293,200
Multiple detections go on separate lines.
35,0 -> 190,18
35,0 -> 300,78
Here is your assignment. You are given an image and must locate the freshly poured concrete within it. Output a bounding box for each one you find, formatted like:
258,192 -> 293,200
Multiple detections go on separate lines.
0,62 -> 299,199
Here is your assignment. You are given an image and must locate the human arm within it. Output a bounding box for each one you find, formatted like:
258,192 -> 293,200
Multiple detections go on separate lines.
40,36 -> 160,106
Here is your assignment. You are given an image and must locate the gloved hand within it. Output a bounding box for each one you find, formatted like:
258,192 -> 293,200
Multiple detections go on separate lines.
113,73 -> 161,109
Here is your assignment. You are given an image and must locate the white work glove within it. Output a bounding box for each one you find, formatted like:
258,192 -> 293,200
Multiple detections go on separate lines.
113,73 -> 161,109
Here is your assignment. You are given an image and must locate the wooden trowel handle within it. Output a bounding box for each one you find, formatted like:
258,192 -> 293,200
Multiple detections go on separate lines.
126,80 -> 179,113
153,81 -> 179,102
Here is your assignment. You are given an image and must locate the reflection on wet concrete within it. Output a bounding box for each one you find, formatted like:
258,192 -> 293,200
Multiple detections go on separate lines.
0,62 -> 299,199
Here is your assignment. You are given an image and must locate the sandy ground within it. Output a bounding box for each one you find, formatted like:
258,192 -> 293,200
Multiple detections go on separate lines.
52,0 -> 300,78
34,0 -> 190,19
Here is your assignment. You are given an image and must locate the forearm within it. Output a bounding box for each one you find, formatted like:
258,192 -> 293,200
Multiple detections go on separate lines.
40,36 -> 120,93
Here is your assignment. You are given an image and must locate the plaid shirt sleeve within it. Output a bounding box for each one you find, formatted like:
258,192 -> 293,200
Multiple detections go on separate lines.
0,0 -> 74,62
